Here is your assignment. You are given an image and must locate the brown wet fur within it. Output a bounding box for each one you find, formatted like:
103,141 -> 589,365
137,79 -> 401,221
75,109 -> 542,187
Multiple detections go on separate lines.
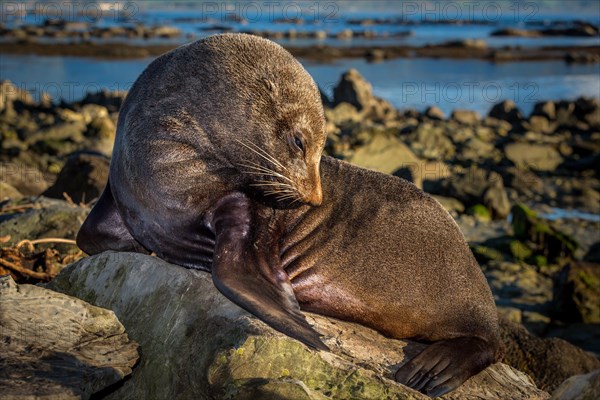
78,33 -> 503,398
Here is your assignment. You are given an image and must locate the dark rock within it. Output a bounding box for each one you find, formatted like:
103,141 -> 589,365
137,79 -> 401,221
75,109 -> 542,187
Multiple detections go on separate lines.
491,28 -> 541,37
434,167 -> 510,219
332,69 -> 374,111
80,90 -> 127,113
553,261 -> 600,323
406,122 -> 455,161
457,137 -> 498,164
504,143 -> 563,172
555,101 -> 578,126
489,100 -> 524,127
424,106 -> 445,120
575,97 -> 600,127
43,153 -> 109,204
441,39 -> 487,49
502,167 -> 545,199
366,49 -> 387,62
0,161 -> 51,196
499,317 -> 600,392
584,242 -> 600,263
532,101 -> 557,120
0,197 -> 88,248
511,204 -> 578,262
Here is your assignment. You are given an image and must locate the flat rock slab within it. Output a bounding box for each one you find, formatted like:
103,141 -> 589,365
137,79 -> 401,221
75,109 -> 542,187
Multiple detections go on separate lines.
0,275 -> 138,399
47,252 -> 549,400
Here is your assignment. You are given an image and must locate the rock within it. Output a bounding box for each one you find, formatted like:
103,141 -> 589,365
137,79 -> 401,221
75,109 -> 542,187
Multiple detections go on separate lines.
431,195 -> 465,214
566,52 -> 600,64
451,109 -> 480,125
395,160 -> 450,190
467,204 -> 492,222
489,100 -> 524,127
458,137 -> 498,164
434,167 -> 510,219
151,25 -> 181,38
553,261 -> 600,324
584,243 -> 600,263
0,197 -> 89,247
491,28 -> 541,37
85,116 -> 116,154
551,369 -> 600,400
483,260 -> 553,316
502,167 -> 545,199
504,143 -> 564,171
324,102 -> 361,125
336,29 -> 353,39
348,132 -> 421,175
533,101 -> 557,121
79,104 -> 109,124
500,318 -> 600,393
332,69 -> 373,111
0,275 -> 138,399
511,204 -> 578,262
483,117 -> 512,136
555,101 -> 578,126
0,161 -> 51,196
545,323 -> 600,357
483,181 -> 511,219
424,106 -> 445,120
442,39 -> 488,49
528,115 -> 554,134
47,252 -> 549,400
575,97 -> 600,128
43,153 -> 109,204
366,49 -> 386,62
81,90 -> 127,113
407,122 -> 455,160
0,181 -> 23,200
0,80 -> 34,113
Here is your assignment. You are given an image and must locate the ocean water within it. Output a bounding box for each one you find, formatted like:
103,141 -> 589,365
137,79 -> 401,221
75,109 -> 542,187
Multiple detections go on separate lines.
1,53 -> 599,116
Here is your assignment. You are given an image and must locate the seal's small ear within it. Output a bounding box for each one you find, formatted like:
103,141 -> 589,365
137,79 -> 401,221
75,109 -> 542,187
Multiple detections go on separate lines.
206,192 -> 328,351
262,78 -> 279,98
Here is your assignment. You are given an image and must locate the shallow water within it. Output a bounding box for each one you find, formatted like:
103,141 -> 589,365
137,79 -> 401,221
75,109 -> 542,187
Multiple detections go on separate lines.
2,54 -> 598,116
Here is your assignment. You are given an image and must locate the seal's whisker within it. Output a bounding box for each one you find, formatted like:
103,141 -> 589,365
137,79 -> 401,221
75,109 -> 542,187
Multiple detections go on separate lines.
244,140 -> 289,172
238,160 -> 294,181
236,139 -> 289,172
239,165 -> 295,185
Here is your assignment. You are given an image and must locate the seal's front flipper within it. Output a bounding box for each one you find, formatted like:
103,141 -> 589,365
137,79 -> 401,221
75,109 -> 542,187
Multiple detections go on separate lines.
208,193 -> 328,351
395,337 -> 496,397
76,180 -> 149,255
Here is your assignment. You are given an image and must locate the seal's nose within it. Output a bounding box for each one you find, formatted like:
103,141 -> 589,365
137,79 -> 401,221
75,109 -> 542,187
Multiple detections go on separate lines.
307,185 -> 322,206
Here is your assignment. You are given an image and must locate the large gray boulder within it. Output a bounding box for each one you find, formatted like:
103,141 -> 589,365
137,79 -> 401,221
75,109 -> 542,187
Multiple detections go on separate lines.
47,252 -> 549,400
0,275 -> 138,399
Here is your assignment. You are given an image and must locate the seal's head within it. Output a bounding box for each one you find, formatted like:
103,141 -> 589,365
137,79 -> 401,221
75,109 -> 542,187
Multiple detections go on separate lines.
202,34 -> 326,207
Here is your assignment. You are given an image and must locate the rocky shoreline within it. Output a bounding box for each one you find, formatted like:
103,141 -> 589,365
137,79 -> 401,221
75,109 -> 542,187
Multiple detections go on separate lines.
2,39 -> 599,63
1,69 -> 599,397
1,17 -> 599,62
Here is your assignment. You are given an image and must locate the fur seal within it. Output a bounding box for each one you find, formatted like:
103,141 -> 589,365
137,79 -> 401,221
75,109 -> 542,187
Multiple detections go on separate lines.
77,33 -> 503,397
